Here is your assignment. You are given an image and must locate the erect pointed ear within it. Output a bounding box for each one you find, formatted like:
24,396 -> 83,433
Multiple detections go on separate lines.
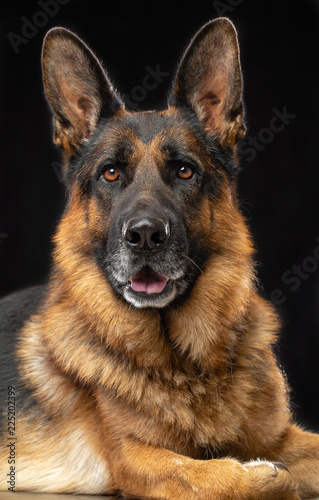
169,18 -> 245,151
42,27 -> 123,158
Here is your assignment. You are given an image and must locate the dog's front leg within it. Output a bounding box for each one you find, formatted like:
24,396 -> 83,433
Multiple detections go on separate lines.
105,437 -> 299,499
274,424 -> 319,499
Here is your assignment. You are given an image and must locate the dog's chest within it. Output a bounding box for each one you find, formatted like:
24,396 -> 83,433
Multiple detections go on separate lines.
97,363 -> 242,457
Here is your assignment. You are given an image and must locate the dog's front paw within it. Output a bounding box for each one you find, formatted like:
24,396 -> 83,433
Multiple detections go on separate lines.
242,459 -> 300,499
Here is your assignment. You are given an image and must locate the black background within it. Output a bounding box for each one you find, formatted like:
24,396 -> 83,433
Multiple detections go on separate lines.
1,0 -> 319,430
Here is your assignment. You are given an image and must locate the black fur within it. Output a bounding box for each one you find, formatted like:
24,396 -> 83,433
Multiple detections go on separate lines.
0,286 -> 46,433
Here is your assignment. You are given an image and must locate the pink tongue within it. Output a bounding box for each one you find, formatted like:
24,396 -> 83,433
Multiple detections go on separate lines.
131,268 -> 168,294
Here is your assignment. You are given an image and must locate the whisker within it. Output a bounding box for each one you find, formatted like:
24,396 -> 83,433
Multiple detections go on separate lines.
185,255 -> 203,274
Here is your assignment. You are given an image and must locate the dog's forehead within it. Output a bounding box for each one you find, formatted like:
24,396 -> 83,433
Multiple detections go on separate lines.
97,108 -> 203,157
123,110 -> 176,144
76,108 -> 234,183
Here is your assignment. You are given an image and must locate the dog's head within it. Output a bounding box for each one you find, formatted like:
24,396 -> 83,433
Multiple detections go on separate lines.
42,19 -> 249,309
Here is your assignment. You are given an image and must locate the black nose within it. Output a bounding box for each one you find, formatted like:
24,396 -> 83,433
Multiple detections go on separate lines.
122,217 -> 170,252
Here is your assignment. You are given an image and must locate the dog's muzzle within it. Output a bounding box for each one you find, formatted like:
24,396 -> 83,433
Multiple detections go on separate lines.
122,217 -> 170,253
106,210 -> 189,308
121,217 -> 171,296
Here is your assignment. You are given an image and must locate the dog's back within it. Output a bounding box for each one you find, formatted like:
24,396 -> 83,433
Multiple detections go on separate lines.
0,287 -> 46,428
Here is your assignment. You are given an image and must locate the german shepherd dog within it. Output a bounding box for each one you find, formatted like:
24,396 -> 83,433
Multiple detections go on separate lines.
0,17 -> 319,499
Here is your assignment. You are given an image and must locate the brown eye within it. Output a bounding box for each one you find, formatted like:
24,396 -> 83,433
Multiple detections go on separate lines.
103,167 -> 120,182
177,165 -> 194,180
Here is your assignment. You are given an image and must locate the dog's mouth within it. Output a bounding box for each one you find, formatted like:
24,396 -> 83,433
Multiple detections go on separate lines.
128,266 -> 170,294
123,265 -> 177,308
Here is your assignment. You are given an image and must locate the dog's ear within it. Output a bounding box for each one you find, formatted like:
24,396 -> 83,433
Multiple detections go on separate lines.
169,18 -> 245,151
42,27 -> 122,157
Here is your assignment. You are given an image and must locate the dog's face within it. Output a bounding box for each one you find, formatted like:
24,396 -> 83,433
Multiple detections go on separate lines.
42,19 -> 246,308
77,109 -> 232,309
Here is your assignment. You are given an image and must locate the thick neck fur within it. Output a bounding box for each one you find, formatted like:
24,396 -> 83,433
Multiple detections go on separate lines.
18,189 -> 286,456
39,189 -> 260,383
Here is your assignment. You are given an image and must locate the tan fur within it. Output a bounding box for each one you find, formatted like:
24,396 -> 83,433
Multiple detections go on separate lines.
1,18 -> 319,500
2,174 -> 317,498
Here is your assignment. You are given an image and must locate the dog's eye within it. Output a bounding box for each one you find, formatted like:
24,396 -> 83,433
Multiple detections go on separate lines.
103,167 -> 120,182
177,165 -> 194,180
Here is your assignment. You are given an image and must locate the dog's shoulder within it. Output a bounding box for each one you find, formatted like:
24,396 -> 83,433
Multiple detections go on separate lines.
0,285 -> 46,332
0,286 -> 47,420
